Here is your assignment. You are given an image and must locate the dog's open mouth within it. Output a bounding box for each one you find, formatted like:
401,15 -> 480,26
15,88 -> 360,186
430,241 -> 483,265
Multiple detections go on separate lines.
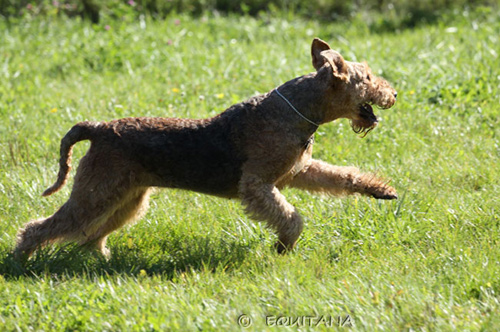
351,103 -> 378,137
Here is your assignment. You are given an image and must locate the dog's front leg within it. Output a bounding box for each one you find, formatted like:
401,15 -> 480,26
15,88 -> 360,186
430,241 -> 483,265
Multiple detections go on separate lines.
289,159 -> 397,199
239,174 -> 303,253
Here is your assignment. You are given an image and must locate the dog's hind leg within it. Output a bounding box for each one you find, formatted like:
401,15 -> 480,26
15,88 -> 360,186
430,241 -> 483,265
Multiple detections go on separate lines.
14,197 -> 117,260
14,147 -> 145,259
14,214 -> 66,260
288,159 -> 397,199
79,188 -> 151,258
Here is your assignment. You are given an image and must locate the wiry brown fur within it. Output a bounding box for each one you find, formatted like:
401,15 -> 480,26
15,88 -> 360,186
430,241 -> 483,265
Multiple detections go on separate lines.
14,38 -> 398,259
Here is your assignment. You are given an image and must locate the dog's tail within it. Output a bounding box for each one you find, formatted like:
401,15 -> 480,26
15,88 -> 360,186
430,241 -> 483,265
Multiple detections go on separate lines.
42,121 -> 99,197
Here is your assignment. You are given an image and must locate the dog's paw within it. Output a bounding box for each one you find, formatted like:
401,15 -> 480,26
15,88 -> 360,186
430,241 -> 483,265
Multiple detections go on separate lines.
371,186 -> 398,200
274,241 -> 295,254
373,193 -> 398,200
274,241 -> 287,254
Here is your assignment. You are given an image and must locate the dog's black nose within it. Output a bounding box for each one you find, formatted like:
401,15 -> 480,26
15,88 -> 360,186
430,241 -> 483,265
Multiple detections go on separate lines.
394,91 -> 398,99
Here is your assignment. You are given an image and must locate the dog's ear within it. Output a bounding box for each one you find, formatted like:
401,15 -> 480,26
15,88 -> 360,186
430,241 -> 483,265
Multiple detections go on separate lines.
311,38 -> 331,70
311,38 -> 350,83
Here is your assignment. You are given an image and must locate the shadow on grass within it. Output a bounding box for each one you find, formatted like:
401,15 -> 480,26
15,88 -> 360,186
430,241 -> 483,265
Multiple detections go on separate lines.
0,234 -> 255,280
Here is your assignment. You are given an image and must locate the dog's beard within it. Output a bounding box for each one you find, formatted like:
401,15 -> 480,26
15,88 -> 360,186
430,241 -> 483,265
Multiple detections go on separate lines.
351,103 -> 378,137
351,122 -> 376,138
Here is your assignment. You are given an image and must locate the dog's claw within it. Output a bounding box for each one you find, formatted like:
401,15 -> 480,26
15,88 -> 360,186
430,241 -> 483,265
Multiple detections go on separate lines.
373,193 -> 398,200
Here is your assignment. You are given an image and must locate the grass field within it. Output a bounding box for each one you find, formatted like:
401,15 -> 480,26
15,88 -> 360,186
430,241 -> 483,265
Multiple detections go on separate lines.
1,8 -> 499,331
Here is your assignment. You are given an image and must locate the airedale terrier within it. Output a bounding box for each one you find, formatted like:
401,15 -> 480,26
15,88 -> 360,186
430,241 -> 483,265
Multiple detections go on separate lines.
15,38 -> 397,259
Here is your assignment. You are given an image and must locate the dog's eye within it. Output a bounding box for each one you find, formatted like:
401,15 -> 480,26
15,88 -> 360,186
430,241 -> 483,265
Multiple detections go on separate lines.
366,74 -> 371,81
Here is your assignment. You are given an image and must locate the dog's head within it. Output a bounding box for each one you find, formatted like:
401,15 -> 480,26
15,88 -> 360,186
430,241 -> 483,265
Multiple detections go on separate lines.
311,38 -> 397,135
